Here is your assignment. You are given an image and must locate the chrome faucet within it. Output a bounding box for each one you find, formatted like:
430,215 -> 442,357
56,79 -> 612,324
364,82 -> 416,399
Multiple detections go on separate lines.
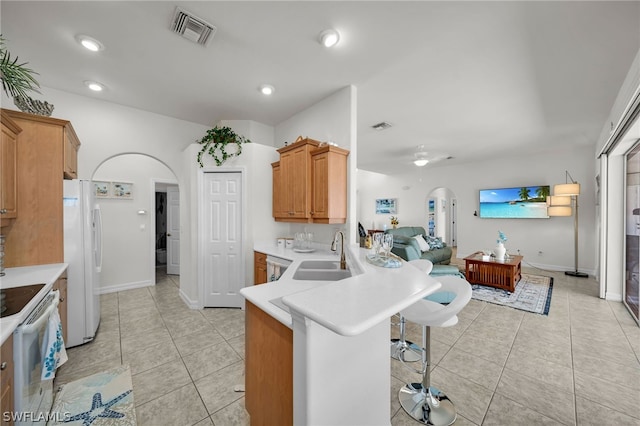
331,230 -> 347,270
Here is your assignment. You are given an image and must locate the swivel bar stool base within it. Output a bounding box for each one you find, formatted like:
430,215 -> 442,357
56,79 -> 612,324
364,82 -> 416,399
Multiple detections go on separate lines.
391,259 -> 436,363
399,383 -> 456,426
397,275 -> 472,426
390,315 -> 421,362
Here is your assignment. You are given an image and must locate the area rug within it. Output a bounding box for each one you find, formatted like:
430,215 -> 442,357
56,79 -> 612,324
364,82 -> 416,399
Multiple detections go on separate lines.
49,365 -> 136,425
471,273 -> 553,315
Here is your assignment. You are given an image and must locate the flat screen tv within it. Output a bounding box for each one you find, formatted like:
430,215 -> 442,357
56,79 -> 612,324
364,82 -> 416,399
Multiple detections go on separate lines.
479,185 -> 550,219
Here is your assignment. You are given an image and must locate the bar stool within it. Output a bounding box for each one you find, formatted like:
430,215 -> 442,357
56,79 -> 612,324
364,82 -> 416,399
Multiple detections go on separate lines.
390,259 -> 434,362
398,275 -> 472,426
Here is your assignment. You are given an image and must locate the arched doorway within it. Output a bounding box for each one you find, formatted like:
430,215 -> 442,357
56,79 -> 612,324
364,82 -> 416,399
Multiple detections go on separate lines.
426,187 -> 457,248
93,153 -> 178,292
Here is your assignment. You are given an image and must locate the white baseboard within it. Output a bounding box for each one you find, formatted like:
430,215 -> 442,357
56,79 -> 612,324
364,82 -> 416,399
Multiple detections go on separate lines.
605,292 -> 623,302
520,261 -> 596,277
98,280 -> 152,294
179,288 -> 200,309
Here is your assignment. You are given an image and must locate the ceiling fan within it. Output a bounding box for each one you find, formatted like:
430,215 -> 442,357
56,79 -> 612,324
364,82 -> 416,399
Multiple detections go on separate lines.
412,144 -> 451,167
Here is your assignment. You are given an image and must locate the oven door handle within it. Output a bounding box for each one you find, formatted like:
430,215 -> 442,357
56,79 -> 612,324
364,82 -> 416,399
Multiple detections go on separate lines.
20,290 -> 60,335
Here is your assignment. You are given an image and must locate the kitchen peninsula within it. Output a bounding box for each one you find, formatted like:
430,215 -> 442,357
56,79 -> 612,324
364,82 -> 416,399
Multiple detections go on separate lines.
241,243 -> 441,426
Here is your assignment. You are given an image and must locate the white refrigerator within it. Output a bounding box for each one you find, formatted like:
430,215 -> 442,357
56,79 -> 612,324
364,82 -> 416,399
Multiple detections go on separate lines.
63,179 -> 102,348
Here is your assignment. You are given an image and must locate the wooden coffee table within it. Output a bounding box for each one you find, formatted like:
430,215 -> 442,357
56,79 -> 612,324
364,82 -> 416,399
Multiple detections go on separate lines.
464,252 -> 523,293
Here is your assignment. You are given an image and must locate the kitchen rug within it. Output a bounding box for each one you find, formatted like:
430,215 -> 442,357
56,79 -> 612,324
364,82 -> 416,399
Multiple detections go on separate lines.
49,365 -> 136,425
470,273 -> 553,315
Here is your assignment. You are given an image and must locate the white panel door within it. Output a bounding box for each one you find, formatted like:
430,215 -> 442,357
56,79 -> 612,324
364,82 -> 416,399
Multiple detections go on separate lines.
166,185 -> 180,275
203,172 -> 243,307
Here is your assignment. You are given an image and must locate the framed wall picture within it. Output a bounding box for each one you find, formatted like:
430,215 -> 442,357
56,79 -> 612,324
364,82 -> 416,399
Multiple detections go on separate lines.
112,182 -> 133,199
375,198 -> 397,214
94,181 -> 111,198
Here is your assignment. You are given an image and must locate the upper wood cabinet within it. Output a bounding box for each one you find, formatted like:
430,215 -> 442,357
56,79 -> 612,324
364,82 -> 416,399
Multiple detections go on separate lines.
272,138 -> 349,224
64,128 -> 80,179
1,111 -> 21,227
271,162 -> 285,219
2,109 -> 80,181
1,109 -> 81,267
310,145 -> 349,224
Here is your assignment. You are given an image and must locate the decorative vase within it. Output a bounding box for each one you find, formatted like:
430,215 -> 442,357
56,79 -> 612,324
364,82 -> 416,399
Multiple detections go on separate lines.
13,95 -> 54,117
494,242 -> 506,260
392,224 -> 397,229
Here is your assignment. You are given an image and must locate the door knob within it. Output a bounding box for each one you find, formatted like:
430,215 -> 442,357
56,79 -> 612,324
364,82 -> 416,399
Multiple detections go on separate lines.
167,233 -> 171,237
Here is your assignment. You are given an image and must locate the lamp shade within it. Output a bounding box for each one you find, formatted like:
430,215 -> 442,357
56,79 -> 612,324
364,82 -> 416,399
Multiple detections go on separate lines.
554,183 -> 580,196
546,195 -> 572,206
548,206 -> 572,216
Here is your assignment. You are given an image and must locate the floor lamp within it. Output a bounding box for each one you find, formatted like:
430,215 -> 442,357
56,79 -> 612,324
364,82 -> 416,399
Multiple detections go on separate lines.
547,171 -> 588,278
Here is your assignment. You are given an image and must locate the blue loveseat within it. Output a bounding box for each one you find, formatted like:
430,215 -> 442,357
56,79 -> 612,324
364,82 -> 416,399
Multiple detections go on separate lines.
385,226 -> 452,265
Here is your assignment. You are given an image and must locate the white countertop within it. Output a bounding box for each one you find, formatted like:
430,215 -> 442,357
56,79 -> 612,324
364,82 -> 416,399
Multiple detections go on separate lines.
242,242 -> 441,336
0,263 -> 68,344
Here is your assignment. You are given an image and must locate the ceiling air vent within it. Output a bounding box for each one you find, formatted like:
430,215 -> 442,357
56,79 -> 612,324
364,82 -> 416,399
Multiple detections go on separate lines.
372,121 -> 392,131
171,7 -> 217,46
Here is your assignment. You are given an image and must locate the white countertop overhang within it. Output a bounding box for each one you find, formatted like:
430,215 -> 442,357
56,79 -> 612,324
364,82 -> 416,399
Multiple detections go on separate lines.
242,243 -> 441,336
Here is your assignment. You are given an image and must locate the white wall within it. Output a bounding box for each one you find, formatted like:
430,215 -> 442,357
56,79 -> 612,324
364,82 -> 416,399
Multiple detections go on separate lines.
94,154 -> 176,292
357,148 -> 597,274
274,86 -> 357,246
2,87 -> 210,296
218,120 -> 275,147
184,139 -> 285,306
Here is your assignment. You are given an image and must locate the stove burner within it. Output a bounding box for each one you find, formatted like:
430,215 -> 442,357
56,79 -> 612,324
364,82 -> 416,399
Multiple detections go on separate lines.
0,283 -> 46,318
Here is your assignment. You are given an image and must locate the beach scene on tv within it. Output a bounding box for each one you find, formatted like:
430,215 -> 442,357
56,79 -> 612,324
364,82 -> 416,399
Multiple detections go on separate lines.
479,186 -> 550,218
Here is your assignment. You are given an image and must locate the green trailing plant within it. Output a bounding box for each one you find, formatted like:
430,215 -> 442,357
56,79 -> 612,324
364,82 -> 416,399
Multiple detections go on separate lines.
196,126 -> 251,167
0,35 -> 40,99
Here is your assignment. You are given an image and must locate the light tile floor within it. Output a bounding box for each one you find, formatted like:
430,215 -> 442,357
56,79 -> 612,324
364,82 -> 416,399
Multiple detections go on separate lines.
54,264 -> 640,425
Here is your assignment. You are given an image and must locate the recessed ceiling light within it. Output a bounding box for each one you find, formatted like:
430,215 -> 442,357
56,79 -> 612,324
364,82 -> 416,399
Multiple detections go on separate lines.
318,29 -> 340,48
259,84 -> 275,95
84,81 -> 105,92
76,34 -> 104,52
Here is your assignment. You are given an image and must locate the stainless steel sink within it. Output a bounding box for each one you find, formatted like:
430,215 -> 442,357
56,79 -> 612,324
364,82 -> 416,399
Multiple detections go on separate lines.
292,268 -> 352,281
297,260 -> 343,270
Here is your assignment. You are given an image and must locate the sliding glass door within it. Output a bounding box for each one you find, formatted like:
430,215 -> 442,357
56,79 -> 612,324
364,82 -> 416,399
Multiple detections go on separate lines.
625,143 -> 640,323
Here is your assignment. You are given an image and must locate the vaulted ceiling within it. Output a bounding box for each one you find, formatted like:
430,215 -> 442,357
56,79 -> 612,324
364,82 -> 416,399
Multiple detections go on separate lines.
2,1 -> 639,174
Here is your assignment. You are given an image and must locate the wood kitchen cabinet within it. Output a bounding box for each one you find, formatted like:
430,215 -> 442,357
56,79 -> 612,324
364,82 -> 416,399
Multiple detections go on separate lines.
272,138 -> 349,224
254,251 -> 267,285
0,111 -> 21,228
1,335 -> 14,426
272,139 -> 319,222
245,301 -> 292,426
63,128 -> 80,179
271,162 -> 286,219
53,275 -> 68,343
310,145 -> 349,224
1,109 -> 81,267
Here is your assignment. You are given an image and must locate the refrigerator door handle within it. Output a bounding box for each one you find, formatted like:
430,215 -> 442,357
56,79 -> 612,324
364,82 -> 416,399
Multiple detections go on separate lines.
94,206 -> 103,273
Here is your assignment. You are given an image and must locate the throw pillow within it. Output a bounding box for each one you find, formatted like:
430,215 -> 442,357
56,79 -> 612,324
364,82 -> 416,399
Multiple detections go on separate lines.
425,235 -> 444,250
412,235 -> 430,252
